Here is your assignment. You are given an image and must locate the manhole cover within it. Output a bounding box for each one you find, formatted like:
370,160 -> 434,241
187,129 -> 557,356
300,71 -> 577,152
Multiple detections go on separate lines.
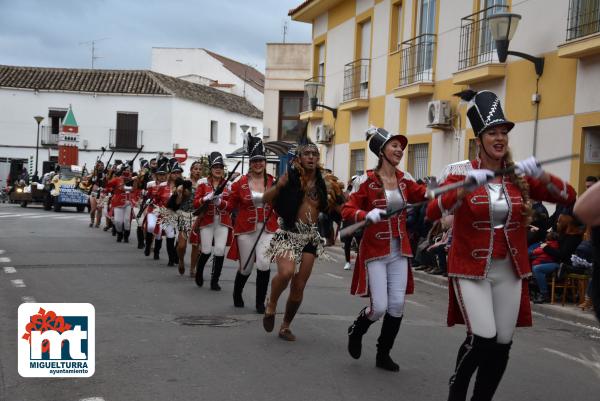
174,315 -> 238,327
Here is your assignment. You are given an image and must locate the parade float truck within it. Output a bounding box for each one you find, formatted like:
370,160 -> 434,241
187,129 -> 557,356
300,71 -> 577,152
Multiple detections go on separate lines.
8,181 -> 52,209
48,165 -> 89,212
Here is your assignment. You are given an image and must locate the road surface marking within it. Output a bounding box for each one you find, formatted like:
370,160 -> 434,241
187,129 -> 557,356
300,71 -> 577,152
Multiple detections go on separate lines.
325,273 -> 343,279
414,276 -> 448,290
0,214 -> 24,218
3,266 -> 16,274
79,398 -> 106,401
21,296 -> 36,303
531,311 -> 600,334
0,249 -> 4,254
406,299 -> 427,307
11,279 -> 26,288
21,214 -> 50,219
0,257 -> 11,263
543,348 -> 600,376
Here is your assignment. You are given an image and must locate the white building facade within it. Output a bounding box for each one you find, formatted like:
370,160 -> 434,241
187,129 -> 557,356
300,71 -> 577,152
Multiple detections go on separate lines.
151,48 -> 265,111
0,66 -> 263,176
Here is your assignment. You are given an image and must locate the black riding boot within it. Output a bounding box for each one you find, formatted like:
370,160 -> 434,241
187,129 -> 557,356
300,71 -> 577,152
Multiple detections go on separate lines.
144,232 -> 153,256
112,225 -> 117,236
448,335 -> 496,401
255,269 -> 270,314
211,256 -> 225,291
195,253 -> 211,287
233,271 -> 250,307
347,307 -> 375,359
116,231 -> 123,242
470,342 -> 511,401
375,313 -> 402,372
166,238 -> 176,266
137,227 -> 145,249
123,230 -> 130,243
153,238 -> 162,260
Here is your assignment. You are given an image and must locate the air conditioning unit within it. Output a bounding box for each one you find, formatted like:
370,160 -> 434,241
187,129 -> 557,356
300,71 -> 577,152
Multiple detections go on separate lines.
427,100 -> 452,128
315,124 -> 333,144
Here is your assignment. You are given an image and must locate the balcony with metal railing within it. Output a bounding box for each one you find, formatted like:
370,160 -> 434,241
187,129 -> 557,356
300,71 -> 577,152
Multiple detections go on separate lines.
453,5 -> 508,85
558,0 -> 600,58
338,59 -> 370,111
40,125 -> 60,147
109,129 -> 143,150
299,76 -> 325,121
393,34 -> 436,99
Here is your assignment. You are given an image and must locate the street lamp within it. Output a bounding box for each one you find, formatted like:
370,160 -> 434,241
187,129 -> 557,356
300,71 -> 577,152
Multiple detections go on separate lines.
488,13 -> 544,76
240,124 -> 250,134
304,80 -> 338,119
33,115 -> 44,179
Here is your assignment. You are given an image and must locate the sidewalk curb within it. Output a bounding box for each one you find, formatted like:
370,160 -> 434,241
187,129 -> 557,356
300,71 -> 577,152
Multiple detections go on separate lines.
413,269 -> 600,329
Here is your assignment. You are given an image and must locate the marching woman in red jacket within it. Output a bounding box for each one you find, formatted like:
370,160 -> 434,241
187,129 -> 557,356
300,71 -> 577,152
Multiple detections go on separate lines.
224,134 -> 278,313
104,165 -> 133,243
342,127 -> 427,372
193,152 -> 232,291
426,90 -> 576,401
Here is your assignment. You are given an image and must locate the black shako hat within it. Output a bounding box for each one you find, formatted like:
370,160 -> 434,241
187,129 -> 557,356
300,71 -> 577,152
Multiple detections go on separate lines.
169,157 -> 183,173
208,152 -> 224,168
246,133 -> 266,161
455,90 -> 514,137
156,156 -> 170,174
366,126 -> 408,156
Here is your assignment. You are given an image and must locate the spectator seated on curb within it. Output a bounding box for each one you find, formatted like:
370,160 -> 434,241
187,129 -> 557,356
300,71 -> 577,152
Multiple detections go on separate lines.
532,213 -> 584,304
413,215 -> 452,276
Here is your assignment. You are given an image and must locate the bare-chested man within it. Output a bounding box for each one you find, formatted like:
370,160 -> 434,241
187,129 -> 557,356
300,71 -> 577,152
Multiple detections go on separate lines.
262,141 -> 329,341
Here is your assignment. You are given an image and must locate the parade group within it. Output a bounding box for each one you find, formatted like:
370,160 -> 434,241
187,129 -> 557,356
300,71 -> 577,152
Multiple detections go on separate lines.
79,90 -> 600,401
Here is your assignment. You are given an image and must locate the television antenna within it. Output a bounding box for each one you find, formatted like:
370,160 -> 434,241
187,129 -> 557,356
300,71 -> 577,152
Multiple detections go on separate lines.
79,38 -> 109,69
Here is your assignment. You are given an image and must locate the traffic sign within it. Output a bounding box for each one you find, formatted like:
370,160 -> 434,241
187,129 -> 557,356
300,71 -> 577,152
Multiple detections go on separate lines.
173,149 -> 188,163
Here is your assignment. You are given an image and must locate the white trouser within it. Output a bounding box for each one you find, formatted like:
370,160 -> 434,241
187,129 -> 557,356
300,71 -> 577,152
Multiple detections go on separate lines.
103,201 -> 110,219
200,217 -> 228,257
113,205 -> 132,232
146,212 -> 158,235
163,222 -> 176,239
453,257 -> 522,344
366,239 -> 408,321
236,223 -> 274,275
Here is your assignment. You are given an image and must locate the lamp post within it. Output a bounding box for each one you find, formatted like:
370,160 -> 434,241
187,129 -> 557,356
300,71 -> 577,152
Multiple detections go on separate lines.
240,124 -> 250,174
304,80 -> 338,119
488,13 -> 544,76
33,116 -> 44,179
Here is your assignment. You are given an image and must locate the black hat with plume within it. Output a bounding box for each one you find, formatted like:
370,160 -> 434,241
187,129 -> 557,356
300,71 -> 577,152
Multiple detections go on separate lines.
246,133 -> 266,161
455,90 -> 514,137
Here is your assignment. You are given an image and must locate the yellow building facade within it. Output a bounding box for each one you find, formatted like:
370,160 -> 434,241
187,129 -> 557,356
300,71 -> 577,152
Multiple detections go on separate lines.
290,0 -> 600,193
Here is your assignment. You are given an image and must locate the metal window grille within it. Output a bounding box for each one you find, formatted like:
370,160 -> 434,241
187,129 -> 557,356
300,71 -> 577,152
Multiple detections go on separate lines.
343,59 -> 370,102
407,143 -> 428,180
567,0 -> 600,41
350,149 -> 365,176
458,4 -> 508,70
399,34 -> 436,86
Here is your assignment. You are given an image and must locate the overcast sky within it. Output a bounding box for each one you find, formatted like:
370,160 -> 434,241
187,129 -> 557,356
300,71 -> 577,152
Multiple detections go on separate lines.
0,0 -> 311,72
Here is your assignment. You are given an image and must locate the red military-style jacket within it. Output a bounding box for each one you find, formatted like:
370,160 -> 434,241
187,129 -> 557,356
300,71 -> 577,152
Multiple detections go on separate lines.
223,174 -> 279,235
426,159 -> 576,327
145,181 -> 171,212
342,169 -> 427,297
193,177 -> 232,228
104,177 -> 132,208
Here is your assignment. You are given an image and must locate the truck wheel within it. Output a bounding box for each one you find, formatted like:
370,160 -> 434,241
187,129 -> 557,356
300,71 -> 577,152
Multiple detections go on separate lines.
20,201 -> 27,208
76,205 -> 85,213
53,201 -> 61,212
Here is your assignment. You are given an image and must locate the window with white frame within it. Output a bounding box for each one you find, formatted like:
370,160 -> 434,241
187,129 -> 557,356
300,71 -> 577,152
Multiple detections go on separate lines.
407,143 -> 429,180
210,120 -> 218,143
230,122 -> 237,144
350,149 -> 365,176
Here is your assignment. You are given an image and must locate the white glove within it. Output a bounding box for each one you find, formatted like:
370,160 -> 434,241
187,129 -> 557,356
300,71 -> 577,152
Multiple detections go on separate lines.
465,169 -> 495,190
365,208 -> 386,224
515,156 -> 543,178
212,194 -> 222,207
202,192 -> 214,203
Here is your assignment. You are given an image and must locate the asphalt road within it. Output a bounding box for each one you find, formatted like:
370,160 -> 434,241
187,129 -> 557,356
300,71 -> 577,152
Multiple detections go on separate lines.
0,203 -> 599,401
